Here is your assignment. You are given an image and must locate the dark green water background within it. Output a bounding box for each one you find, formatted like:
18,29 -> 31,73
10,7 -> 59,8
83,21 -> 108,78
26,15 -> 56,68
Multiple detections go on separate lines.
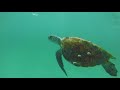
0,12 -> 120,78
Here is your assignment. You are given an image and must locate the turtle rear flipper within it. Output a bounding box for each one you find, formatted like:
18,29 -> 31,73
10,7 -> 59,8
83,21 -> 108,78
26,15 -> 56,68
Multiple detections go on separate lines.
56,49 -> 68,77
102,61 -> 118,76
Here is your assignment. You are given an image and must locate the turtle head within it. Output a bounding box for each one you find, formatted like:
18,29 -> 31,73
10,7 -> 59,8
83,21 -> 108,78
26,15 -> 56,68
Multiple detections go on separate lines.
48,35 -> 61,45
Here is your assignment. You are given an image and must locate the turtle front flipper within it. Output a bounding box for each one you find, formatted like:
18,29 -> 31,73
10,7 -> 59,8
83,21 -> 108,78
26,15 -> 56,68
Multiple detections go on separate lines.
102,61 -> 118,76
56,49 -> 68,76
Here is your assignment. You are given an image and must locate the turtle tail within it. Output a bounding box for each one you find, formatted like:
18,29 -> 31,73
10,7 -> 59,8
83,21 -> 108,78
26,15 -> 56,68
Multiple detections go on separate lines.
48,35 -> 61,45
111,56 -> 116,59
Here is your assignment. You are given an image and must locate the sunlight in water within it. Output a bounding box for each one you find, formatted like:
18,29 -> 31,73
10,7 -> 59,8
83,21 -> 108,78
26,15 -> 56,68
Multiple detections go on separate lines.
32,12 -> 39,16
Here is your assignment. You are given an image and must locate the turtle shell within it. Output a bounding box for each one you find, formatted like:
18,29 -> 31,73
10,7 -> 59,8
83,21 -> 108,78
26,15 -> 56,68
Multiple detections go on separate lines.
60,37 -> 113,67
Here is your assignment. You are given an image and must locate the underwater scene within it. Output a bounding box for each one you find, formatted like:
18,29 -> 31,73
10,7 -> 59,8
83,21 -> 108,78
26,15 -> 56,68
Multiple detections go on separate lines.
0,12 -> 120,78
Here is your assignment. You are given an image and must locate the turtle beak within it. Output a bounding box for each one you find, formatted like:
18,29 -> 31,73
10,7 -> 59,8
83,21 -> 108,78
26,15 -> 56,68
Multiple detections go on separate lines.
48,36 -> 52,40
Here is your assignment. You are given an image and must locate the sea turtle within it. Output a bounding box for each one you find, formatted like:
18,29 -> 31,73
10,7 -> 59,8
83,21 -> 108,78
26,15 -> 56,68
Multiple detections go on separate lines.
48,35 -> 118,76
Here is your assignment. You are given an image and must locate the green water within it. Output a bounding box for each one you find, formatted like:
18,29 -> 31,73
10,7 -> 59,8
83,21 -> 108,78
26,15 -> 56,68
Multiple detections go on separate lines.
0,12 -> 120,78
